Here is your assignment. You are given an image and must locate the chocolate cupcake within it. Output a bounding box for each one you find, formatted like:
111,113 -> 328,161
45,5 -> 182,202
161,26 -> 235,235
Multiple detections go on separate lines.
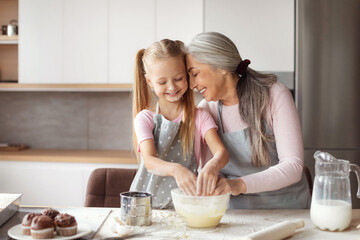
30,215 -> 55,239
54,213 -> 77,236
41,208 -> 59,220
22,213 -> 42,235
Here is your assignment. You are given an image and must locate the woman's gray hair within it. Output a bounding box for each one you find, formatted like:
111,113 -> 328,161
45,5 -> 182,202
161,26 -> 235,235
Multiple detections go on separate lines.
186,31 -> 278,167
185,32 -> 242,73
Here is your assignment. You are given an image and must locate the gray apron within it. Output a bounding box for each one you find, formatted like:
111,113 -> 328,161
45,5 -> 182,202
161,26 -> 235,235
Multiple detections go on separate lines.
130,104 -> 197,209
217,101 -> 310,209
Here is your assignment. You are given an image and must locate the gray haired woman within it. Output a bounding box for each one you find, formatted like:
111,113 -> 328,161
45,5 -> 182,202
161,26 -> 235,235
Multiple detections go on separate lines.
185,32 -> 310,209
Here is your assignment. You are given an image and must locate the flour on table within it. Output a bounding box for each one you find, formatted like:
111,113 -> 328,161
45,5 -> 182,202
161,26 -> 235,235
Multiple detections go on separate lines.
109,216 -> 133,237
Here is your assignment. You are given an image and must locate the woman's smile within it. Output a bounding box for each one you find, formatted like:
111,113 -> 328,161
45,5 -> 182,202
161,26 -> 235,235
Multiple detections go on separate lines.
198,88 -> 206,95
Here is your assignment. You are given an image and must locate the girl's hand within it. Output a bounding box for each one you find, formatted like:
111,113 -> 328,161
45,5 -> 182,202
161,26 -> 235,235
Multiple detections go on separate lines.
173,165 -> 197,196
196,162 -> 219,196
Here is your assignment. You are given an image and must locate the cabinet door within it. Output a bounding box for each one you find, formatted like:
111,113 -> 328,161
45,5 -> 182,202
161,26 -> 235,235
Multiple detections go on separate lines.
63,0 -> 108,83
156,0 -> 203,43
19,0 -> 63,83
108,0 -> 155,84
205,0 -> 294,72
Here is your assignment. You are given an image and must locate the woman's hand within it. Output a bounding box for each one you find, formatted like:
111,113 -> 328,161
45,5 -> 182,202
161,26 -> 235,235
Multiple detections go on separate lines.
196,162 -> 219,196
173,165 -> 197,196
213,177 -> 247,196
213,177 -> 231,195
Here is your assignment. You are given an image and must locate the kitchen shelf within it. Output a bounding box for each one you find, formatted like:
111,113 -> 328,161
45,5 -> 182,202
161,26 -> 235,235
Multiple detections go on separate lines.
0,83 -> 133,92
0,35 -> 18,44
0,148 -> 138,164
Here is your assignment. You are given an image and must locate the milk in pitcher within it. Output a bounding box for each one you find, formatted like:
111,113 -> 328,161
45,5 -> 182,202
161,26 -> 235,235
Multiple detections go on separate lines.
310,199 -> 352,231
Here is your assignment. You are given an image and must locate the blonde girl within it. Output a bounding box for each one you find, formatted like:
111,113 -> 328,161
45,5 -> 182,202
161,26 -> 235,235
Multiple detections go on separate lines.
130,39 -> 228,209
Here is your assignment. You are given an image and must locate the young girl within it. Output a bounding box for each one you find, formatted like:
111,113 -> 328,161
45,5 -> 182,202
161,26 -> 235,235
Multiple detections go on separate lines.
130,39 -> 229,209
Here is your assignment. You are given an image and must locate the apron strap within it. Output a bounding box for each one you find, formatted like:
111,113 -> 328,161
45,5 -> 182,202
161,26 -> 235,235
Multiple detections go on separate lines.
217,101 -> 225,134
156,102 -> 160,114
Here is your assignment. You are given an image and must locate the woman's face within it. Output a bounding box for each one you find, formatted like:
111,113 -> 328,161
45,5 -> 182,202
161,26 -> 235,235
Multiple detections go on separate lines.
146,56 -> 188,103
186,54 -> 225,102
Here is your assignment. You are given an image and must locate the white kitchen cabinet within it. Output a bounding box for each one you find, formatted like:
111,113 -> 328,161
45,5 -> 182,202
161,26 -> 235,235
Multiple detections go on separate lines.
108,0 -> 155,84
19,0 -> 63,83
205,0 -> 294,72
109,0 -> 203,84
18,0 -> 204,85
63,0 -> 108,84
19,0 -> 107,84
155,0 -> 203,43
0,161 -> 137,207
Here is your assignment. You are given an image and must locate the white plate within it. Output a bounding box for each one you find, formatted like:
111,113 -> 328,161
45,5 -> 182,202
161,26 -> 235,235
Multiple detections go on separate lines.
8,223 -> 92,240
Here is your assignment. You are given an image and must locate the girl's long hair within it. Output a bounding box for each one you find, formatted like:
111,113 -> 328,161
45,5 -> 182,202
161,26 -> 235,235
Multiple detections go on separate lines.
186,32 -> 277,167
132,39 -> 195,158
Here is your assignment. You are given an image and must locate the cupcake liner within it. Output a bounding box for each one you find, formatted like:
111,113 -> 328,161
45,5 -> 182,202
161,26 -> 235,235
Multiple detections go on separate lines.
56,224 -> 77,236
21,225 -> 31,235
30,227 -> 54,239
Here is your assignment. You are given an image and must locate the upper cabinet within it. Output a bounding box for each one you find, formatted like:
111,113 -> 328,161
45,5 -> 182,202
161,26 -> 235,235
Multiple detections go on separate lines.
16,0 -> 293,85
63,0 -> 108,84
205,0 -> 294,72
19,0 -> 63,83
108,0 -> 155,84
155,0 -> 203,43
19,0 -> 107,84
18,0 -> 204,85
109,0 -> 203,84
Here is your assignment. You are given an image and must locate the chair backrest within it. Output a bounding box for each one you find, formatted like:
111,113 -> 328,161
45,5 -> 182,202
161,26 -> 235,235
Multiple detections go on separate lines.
85,168 -> 137,207
304,165 -> 313,196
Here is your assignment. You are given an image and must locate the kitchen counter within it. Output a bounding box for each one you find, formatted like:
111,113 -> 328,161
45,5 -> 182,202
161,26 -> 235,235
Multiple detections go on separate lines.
1,207 -> 360,239
0,148 -> 137,164
95,208 -> 360,239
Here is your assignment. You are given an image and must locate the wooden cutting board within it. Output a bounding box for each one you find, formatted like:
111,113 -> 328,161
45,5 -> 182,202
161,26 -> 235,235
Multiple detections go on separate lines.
0,144 -> 29,151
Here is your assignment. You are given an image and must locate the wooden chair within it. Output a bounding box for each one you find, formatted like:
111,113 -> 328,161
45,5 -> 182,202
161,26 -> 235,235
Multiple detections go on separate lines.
84,168 -> 137,207
85,166 -> 313,207
304,165 -> 313,196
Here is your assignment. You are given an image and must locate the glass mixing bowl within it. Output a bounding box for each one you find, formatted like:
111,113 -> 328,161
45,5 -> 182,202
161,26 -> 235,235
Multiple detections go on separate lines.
171,188 -> 230,228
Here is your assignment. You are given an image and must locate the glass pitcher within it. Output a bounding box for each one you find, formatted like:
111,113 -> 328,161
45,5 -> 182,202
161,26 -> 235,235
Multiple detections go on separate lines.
310,151 -> 360,231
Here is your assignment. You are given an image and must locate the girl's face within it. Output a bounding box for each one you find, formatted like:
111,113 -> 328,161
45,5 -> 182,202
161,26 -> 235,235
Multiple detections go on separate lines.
146,56 -> 188,103
186,54 -> 226,102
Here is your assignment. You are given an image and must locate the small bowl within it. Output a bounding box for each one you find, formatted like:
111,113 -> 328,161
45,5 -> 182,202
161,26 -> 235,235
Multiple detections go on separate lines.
171,188 -> 230,228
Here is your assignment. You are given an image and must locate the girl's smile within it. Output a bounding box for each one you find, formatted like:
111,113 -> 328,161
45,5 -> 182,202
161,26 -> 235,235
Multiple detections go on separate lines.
146,56 -> 188,105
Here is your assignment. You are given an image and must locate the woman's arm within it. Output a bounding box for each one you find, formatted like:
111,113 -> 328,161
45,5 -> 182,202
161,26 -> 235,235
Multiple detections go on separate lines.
197,128 -> 229,196
213,83 -> 304,196
139,139 -> 197,196
240,84 -> 304,194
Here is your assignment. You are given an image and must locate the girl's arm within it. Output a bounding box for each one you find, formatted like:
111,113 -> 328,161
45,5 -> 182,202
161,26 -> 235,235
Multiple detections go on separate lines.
139,139 -> 197,196
197,128 -> 229,196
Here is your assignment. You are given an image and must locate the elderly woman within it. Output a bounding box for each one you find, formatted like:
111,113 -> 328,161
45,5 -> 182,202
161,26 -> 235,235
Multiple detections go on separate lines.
185,32 -> 310,209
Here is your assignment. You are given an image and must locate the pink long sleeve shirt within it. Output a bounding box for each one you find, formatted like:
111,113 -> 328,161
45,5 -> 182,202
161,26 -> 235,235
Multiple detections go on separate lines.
198,81 -> 304,194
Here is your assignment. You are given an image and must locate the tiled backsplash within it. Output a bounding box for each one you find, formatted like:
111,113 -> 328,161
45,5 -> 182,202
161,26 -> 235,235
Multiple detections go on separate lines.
0,92 -> 133,150
0,91 -> 204,150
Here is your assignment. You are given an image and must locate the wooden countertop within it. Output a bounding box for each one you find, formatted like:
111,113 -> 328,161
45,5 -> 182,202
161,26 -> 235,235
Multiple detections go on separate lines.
0,148 -> 138,164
